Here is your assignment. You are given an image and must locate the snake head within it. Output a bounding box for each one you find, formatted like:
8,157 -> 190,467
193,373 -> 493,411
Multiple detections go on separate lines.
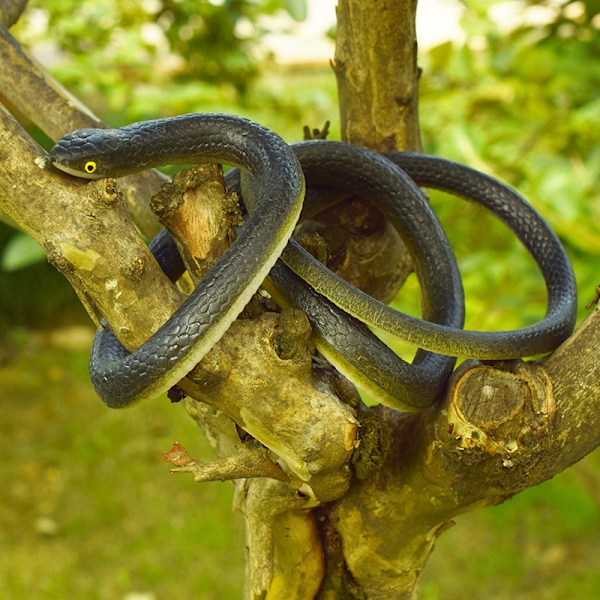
48,127 -> 140,180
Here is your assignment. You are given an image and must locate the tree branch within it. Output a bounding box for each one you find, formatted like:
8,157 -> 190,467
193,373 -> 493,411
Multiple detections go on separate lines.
324,1 -> 600,598
4,4 -> 598,599
0,24 -> 166,236
0,0 -> 28,28
322,0 -> 420,315
0,104 -> 183,339
334,0 -> 421,151
331,309 -> 600,597
1,31 -> 361,595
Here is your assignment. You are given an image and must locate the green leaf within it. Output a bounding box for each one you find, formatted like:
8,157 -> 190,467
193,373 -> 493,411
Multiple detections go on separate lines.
283,0 -> 308,22
1,233 -> 46,271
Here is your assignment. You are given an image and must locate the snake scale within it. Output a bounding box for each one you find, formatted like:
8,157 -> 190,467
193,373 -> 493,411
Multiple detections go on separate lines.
47,113 -> 577,410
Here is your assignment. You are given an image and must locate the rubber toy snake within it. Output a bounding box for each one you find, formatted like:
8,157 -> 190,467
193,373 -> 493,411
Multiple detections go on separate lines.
47,113 -> 577,410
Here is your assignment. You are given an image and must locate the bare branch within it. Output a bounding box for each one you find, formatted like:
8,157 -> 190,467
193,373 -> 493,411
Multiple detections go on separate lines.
325,1 -> 600,598
0,0 -> 28,28
153,166 -> 359,501
0,104 -> 182,338
0,25 -> 103,138
240,477 -> 323,599
334,0 -> 421,152
163,442 -> 291,483
543,306 -> 600,463
331,332 -> 600,598
323,0 -> 420,311
4,3 -> 597,598
0,26 -> 167,236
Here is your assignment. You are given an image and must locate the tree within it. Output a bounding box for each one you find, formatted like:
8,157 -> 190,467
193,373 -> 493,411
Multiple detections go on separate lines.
1,0 -> 599,598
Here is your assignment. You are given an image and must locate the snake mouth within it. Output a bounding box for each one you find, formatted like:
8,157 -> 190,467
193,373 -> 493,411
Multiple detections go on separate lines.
48,159 -> 104,179
37,154 -> 100,179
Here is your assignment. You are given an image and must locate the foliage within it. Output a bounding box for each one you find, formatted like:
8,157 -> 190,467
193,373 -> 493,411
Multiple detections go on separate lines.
0,228 -> 45,271
417,0 -> 600,326
14,0 -> 307,101
2,3 -> 600,598
3,0 -> 599,334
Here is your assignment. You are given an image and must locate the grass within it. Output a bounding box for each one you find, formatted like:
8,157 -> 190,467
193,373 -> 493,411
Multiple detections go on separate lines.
1,329 -> 599,598
0,328 -> 244,599
421,454 -> 600,600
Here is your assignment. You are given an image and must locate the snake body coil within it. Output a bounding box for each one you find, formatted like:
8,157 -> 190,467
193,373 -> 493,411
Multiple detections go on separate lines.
48,113 -> 577,410
278,146 -> 577,359
49,114 -> 305,406
234,144 -> 466,410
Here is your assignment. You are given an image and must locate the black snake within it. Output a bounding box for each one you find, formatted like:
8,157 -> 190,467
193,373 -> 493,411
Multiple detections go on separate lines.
47,113 -> 577,410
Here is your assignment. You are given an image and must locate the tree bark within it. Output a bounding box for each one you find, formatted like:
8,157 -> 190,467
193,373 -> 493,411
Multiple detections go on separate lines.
0,0 -> 27,28
334,0 -> 421,151
324,1 -> 600,598
1,2 -> 599,599
0,18 -> 359,600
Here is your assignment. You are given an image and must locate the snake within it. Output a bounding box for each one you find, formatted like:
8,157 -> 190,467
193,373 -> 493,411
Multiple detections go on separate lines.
48,113 -> 305,406
221,145 -> 465,410
277,144 -> 577,358
47,113 -> 577,410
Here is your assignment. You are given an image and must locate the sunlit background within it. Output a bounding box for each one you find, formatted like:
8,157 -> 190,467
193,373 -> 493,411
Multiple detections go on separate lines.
1,1 -> 599,598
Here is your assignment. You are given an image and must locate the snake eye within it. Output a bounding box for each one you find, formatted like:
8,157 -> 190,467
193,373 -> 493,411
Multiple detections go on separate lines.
84,161 -> 97,174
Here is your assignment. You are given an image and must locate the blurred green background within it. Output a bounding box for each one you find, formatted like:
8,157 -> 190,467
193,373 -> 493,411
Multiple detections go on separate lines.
1,0 -> 599,598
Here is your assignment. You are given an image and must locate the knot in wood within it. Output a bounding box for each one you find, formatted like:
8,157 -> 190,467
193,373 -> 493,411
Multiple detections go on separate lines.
446,359 -> 555,455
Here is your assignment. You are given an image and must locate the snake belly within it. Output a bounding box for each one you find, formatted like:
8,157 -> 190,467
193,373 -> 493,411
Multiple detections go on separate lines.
48,114 -> 305,407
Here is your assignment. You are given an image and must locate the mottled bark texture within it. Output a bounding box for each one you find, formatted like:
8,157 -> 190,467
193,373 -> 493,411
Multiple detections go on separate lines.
334,0 -> 421,151
1,2 -> 599,599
